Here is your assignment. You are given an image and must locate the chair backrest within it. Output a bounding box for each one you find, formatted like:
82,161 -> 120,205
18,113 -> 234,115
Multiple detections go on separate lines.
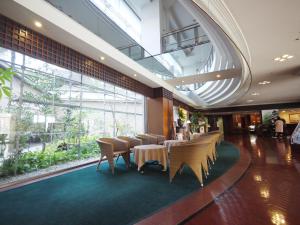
136,134 -> 158,144
169,142 -> 211,164
97,138 -> 129,152
190,133 -> 202,140
147,133 -> 166,144
117,136 -> 142,148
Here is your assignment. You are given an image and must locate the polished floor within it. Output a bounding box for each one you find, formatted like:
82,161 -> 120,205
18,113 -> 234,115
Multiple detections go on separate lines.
185,135 -> 300,225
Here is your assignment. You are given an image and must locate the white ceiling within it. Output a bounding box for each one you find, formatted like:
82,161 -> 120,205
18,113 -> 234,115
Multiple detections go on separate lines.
220,0 -> 300,106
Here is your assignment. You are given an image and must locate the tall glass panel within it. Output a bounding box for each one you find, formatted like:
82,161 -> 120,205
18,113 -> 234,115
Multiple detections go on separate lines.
0,47 -> 145,181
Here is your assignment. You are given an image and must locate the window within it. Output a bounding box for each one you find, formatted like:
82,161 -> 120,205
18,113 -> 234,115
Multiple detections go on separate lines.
0,47 -> 145,179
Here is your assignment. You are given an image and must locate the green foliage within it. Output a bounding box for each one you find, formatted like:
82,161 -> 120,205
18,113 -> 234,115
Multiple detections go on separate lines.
0,138 -> 100,177
178,107 -> 186,121
190,112 -> 203,133
0,67 -> 15,99
63,109 -> 86,144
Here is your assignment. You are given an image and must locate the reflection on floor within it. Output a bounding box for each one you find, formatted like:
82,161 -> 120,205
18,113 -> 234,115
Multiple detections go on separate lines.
185,134 -> 300,225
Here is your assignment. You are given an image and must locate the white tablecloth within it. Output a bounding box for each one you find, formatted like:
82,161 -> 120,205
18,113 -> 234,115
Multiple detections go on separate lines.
133,144 -> 168,171
163,140 -> 188,152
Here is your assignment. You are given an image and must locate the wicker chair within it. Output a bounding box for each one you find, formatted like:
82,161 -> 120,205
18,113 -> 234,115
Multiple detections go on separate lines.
191,135 -> 217,164
117,136 -> 142,148
136,134 -> 158,145
206,131 -> 223,144
96,138 -> 130,174
169,142 -> 212,186
147,133 -> 166,145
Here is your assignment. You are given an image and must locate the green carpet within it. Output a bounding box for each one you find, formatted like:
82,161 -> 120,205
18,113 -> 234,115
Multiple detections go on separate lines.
0,142 -> 239,225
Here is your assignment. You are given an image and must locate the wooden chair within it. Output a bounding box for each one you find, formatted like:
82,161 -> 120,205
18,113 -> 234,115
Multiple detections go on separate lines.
169,142 -> 212,186
96,138 -> 130,174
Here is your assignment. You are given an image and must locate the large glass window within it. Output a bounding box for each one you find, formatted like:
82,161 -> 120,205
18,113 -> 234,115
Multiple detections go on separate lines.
0,47 -> 145,180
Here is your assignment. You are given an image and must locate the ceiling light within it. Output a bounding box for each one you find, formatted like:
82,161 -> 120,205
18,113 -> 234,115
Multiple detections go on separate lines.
182,80 -> 184,83
258,81 -> 271,85
274,54 -> 294,62
100,56 -> 105,60
133,74 -> 137,77
34,21 -> 42,28
247,100 -> 254,103
216,74 -> 221,78
282,110 -> 286,113
251,92 -> 260,96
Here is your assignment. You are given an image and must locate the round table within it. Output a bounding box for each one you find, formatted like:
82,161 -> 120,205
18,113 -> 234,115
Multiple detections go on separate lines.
133,144 -> 168,171
163,140 -> 188,152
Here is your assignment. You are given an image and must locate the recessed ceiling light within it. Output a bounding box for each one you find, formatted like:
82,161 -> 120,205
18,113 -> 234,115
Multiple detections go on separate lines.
247,100 -> 254,103
34,21 -> 42,28
274,54 -> 294,62
133,74 -> 137,77
251,92 -> 260,96
100,56 -> 105,60
216,74 -> 221,78
258,81 -> 271,85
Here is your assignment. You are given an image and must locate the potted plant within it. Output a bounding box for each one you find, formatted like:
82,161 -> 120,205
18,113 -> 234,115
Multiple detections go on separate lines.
190,112 -> 205,133
177,107 -> 186,128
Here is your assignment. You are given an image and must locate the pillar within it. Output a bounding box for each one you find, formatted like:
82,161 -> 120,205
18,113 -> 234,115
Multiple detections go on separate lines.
147,88 -> 173,139
140,0 -> 162,55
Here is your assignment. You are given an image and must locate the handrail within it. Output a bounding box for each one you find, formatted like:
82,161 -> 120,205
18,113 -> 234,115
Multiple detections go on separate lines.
161,23 -> 200,37
161,23 -> 210,54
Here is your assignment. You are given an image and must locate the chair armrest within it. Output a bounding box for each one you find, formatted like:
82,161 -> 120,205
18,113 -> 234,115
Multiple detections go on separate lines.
96,140 -> 113,156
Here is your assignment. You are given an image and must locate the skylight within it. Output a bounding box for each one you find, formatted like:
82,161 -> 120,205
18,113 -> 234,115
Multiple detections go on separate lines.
90,0 -> 141,43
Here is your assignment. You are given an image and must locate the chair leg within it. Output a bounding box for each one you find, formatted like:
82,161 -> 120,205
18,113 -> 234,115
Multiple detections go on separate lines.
116,154 -> 120,164
121,152 -> 130,169
96,156 -> 103,171
169,162 -> 182,182
179,164 -> 185,175
189,164 -> 204,187
107,156 -> 115,175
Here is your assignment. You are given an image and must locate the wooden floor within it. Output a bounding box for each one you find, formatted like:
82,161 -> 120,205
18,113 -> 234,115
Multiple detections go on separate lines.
184,134 -> 300,225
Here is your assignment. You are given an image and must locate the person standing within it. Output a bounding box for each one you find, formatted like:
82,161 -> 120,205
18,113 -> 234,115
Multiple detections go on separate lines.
275,116 -> 284,141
